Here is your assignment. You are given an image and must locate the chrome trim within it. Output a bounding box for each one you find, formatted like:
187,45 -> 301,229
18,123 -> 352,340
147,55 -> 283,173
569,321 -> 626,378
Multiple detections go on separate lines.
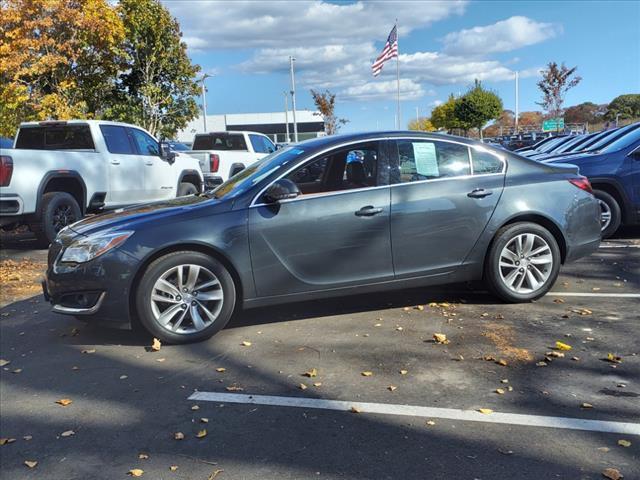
52,292 -> 106,315
0,196 -> 24,215
249,135 -> 507,208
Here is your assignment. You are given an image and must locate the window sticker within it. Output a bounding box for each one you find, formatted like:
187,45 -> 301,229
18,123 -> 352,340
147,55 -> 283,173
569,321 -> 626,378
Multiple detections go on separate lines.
412,142 -> 439,177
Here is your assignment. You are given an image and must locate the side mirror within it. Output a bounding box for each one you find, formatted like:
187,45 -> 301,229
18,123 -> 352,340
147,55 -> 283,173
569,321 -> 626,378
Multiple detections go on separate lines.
263,179 -> 300,203
160,142 -> 176,164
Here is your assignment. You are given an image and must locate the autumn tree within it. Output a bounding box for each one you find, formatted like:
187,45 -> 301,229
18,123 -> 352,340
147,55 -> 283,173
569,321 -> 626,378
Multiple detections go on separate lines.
483,109 -> 514,137
102,0 -> 201,138
310,89 -> 348,135
0,0 -> 126,137
518,111 -> 543,128
408,117 -> 435,132
536,62 -> 581,131
454,80 -> 503,139
564,102 -> 603,125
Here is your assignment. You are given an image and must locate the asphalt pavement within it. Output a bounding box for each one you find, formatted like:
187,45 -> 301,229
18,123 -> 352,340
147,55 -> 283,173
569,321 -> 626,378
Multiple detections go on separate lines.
0,228 -> 638,479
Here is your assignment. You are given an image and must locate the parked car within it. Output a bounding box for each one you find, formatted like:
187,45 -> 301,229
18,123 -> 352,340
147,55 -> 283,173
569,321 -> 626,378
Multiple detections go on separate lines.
527,134 -> 588,160
42,131 -> 601,343
515,134 -> 566,156
166,141 -> 191,152
0,120 -> 204,245
519,135 -> 573,157
185,131 -> 276,188
545,123 -> 640,238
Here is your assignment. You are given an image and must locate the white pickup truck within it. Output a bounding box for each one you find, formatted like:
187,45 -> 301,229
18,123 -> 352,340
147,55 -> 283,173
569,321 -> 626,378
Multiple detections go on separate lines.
0,120 -> 203,245
186,131 -> 277,187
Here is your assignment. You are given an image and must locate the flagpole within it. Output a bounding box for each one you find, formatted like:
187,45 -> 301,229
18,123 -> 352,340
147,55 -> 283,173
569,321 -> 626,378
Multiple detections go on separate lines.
396,19 -> 401,129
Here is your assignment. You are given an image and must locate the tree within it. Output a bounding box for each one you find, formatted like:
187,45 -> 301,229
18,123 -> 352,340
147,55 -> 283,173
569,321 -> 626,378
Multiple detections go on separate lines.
454,80 -> 503,139
519,111 -> 543,128
606,94 -> 640,121
408,117 -> 435,132
483,109 -> 514,137
310,89 -> 348,135
0,0 -> 126,137
536,62 -> 582,130
430,95 -> 471,132
564,102 -> 603,125
104,0 -> 201,138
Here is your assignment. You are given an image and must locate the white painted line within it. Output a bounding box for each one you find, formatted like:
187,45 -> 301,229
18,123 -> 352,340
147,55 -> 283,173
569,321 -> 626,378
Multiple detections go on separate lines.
548,292 -> 640,298
188,392 -> 640,436
599,244 -> 640,249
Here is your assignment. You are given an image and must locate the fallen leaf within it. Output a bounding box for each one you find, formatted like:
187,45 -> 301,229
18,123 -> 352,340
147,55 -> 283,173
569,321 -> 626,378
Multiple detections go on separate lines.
196,429 -> 207,439
56,398 -> 73,407
120,375 -> 128,380
156,358 -> 166,362
0,359 -> 10,367
299,383 -> 308,390
387,385 -> 397,392
572,356 -> 580,361
241,341 -> 252,347
0,438 -> 16,445
426,420 -> 435,426
200,418 -> 209,423
536,361 -> 548,367
415,305 -> 424,311
303,368 -> 317,378
395,326 -> 404,331
402,307 -> 410,312
507,386 -> 513,392
60,430 -> 75,437
191,405 -> 200,411
433,333 -> 449,344
215,367 -> 226,373
138,453 -> 149,460
128,469 -> 144,477
555,341 -> 572,351
350,406 -> 362,413
496,359 -> 508,366
208,469 -> 224,480
225,385 -> 243,392
606,353 -> 622,364
478,408 -> 493,414
81,349 -> 96,354
572,308 -> 592,316
23,435 -> 32,441
24,460 -> 37,469
547,351 -> 565,358
361,371 -> 373,377
501,379 -> 509,384
553,298 -> 565,304
313,382 -> 322,387
11,368 -> 21,374
169,465 -> 178,472
174,432 -> 185,440
602,468 -> 623,480
581,402 -> 593,409
617,439 -> 631,447
399,370 -> 408,375
495,388 -> 505,395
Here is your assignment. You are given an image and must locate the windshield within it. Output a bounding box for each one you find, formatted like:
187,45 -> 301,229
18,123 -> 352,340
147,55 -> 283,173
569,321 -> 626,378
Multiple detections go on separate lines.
210,146 -> 307,200
598,125 -> 640,153
539,136 -> 570,153
586,124 -> 640,151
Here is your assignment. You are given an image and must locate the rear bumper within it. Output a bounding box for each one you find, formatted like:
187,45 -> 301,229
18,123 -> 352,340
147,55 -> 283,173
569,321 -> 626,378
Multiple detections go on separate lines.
0,193 -> 25,223
203,174 -> 223,190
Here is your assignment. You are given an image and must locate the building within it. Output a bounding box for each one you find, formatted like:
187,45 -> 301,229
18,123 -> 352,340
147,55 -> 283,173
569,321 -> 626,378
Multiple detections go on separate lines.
176,111 -> 325,145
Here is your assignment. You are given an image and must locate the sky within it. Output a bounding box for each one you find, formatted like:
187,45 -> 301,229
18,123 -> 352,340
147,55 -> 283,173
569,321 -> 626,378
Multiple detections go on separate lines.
163,0 -> 640,132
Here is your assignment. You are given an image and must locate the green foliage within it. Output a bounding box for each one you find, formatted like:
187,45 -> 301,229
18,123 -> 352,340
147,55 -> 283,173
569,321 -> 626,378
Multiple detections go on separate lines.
430,95 -> 471,131
103,0 -> 201,139
536,62 -> 581,127
454,80 -> 503,138
606,94 -> 640,121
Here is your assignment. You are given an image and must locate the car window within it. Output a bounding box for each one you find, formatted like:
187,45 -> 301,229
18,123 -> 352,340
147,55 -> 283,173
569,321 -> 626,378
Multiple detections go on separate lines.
284,142 -> 380,195
17,125 -> 94,150
100,125 -> 135,154
599,125 -> 640,153
193,134 -> 248,151
471,148 -> 504,174
129,128 -> 160,156
393,140 -> 470,183
250,134 -> 276,154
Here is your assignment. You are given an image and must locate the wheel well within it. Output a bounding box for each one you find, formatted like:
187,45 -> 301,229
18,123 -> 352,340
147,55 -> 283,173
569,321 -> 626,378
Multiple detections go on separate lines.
496,214 -> 567,263
42,177 -> 85,213
180,173 -> 202,191
128,243 -> 243,325
591,182 -> 625,218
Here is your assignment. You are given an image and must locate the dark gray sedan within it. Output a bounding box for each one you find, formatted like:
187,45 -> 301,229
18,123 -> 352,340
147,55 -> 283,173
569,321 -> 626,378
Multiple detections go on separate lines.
43,132 -> 601,343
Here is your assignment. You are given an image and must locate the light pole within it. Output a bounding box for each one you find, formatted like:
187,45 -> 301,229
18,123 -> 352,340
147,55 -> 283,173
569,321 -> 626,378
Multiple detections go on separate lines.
200,73 -> 213,133
283,91 -> 290,143
514,71 -> 519,134
289,56 -> 298,143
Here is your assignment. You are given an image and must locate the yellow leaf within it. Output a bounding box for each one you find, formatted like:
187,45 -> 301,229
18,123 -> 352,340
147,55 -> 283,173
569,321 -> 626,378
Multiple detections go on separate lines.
415,305 -> 424,311
0,359 -> 10,367
196,429 -> 207,439
555,341 -> 572,351
216,367 -> 226,372
618,439 -> 631,447
241,341 -> 252,347
495,388 -> 505,395
433,333 -> 449,344
169,465 -> 178,472
313,382 -> 322,387
387,385 -> 397,392
350,406 -> 362,413
299,383 -> 308,390
399,370 -> 408,375
1,438 -> 16,445
128,469 -> 144,477
478,408 -> 493,414
151,338 -> 161,351
361,371 -> 373,377
581,402 -> 593,409
426,420 -> 435,426
303,368 -> 317,378
496,359 -> 508,366
174,432 -> 185,440
606,353 -> 622,363
602,468 -> 623,480
24,460 -> 38,468
60,430 -> 75,437
56,398 -> 73,407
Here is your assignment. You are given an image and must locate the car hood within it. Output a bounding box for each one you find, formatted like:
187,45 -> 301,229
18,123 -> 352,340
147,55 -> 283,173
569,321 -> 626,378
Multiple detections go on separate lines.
67,195 -> 226,237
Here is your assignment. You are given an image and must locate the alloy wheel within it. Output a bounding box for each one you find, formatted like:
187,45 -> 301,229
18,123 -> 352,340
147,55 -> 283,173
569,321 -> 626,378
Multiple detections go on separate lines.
150,264 -> 224,334
52,204 -> 76,232
498,233 -> 553,294
597,199 -> 612,231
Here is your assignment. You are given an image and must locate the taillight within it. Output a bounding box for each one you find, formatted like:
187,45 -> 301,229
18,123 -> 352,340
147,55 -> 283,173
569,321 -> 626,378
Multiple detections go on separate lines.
568,176 -> 592,194
209,153 -> 220,173
0,156 -> 13,187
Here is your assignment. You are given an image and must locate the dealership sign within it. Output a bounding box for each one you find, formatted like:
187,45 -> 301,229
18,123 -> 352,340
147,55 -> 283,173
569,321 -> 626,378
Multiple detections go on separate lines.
542,119 -> 565,132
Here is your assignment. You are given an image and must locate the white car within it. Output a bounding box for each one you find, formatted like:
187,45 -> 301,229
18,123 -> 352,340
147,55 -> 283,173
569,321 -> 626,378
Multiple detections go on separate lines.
186,131 -> 276,187
0,120 -> 203,245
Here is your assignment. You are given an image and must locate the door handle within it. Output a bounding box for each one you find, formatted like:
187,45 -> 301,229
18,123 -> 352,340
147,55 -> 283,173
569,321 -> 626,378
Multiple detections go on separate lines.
110,160 -> 120,165
355,205 -> 383,216
144,160 -> 154,166
467,188 -> 493,199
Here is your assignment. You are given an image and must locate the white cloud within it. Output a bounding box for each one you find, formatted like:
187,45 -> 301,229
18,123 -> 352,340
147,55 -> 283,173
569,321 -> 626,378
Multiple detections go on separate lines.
442,16 -> 561,56
342,79 -> 428,101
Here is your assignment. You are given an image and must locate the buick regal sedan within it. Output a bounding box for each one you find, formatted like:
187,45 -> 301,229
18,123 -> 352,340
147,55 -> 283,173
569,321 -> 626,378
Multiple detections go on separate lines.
43,132 -> 601,343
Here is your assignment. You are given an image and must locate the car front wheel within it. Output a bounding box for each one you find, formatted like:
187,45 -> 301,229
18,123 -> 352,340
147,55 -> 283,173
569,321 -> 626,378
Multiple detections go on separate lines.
136,251 -> 236,344
485,222 -> 561,303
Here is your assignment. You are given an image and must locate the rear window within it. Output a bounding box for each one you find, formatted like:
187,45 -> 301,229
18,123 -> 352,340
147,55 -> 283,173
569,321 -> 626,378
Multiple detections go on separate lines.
15,125 -> 94,150
192,134 -> 248,151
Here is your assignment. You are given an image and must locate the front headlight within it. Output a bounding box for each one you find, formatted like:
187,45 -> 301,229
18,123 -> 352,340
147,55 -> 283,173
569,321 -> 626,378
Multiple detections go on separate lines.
60,231 -> 134,264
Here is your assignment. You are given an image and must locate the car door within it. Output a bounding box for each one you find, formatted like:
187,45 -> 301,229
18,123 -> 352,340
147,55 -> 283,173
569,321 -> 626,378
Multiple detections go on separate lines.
248,140 -> 393,297
100,125 -> 146,206
389,138 -> 505,278
128,127 -> 175,200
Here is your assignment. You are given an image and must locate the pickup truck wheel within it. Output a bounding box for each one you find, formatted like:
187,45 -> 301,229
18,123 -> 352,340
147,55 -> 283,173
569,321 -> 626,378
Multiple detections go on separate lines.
177,182 -> 198,197
33,192 -> 81,247
593,189 -> 621,239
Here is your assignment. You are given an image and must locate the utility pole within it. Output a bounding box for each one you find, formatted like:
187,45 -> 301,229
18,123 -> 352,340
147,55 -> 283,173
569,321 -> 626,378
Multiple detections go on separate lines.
200,73 -> 213,133
289,56 -> 298,143
514,71 -> 519,134
283,91 -> 290,143
415,106 -> 419,123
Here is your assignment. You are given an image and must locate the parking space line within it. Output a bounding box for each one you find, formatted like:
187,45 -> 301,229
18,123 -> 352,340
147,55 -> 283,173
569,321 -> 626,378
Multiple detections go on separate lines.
599,244 -> 640,249
548,292 -> 640,298
188,392 -> 640,435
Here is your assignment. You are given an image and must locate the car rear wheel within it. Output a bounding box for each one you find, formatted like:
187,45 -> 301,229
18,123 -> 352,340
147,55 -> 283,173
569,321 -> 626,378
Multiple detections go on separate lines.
136,251 -> 236,344
32,192 -> 81,248
177,182 -> 198,197
593,189 -> 621,239
485,222 -> 561,302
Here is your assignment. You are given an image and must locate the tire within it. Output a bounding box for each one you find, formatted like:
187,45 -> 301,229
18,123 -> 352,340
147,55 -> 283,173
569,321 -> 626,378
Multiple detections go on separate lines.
135,251 -> 236,344
485,222 -> 561,303
177,182 -> 198,197
32,192 -> 81,248
593,189 -> 621,239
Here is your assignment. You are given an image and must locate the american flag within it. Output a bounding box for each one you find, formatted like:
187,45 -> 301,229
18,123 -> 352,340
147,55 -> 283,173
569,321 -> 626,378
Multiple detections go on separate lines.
371,25 -> 398,77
